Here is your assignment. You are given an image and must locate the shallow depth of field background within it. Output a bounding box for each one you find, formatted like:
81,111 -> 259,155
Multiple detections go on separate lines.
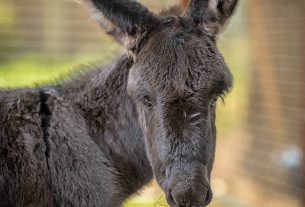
0,0 -> 304,207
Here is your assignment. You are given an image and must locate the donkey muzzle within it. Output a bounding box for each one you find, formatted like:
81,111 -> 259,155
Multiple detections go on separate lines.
166,184 -> 212,207
165,165 -> 213,207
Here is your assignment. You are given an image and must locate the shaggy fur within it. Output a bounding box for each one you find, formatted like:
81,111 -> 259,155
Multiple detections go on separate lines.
0,0 -> 238,206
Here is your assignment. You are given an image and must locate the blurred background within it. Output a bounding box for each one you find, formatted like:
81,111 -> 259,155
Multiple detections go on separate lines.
0,0 -> 304,206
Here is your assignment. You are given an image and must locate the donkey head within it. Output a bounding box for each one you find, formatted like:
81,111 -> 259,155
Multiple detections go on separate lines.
83,0 -> 238,206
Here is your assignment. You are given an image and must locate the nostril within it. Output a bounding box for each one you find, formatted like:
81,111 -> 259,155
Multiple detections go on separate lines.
204,188 -> 213,206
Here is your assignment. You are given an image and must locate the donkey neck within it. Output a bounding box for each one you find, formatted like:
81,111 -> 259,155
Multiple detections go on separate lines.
60,55 -> 153,196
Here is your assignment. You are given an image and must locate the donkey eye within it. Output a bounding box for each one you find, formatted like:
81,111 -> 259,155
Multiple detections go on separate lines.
143,96 -> 153,108
210,97 -> 218,107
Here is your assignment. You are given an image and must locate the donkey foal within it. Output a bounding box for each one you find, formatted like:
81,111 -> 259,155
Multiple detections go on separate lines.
0,0 -> 238,206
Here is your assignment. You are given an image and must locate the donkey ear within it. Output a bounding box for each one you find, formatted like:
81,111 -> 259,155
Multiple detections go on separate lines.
82,0 -> 158,53
186,0 -> 238,37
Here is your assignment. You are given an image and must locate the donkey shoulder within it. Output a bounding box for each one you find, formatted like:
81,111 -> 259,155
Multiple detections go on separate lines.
0,88 -> 121,206
0,89 -> 55,206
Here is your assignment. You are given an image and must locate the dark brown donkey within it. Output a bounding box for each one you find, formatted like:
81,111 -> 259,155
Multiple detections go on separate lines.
0,0 -> 238,206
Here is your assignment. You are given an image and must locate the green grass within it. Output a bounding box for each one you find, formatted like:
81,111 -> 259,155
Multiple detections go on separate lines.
216,37 -> 251,136
0,54 -> 117,88
0,59 -> 75,88
124,195 -> 169,207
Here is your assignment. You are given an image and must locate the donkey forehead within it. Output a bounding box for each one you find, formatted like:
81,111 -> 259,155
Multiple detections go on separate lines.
131,24 -> 232,95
